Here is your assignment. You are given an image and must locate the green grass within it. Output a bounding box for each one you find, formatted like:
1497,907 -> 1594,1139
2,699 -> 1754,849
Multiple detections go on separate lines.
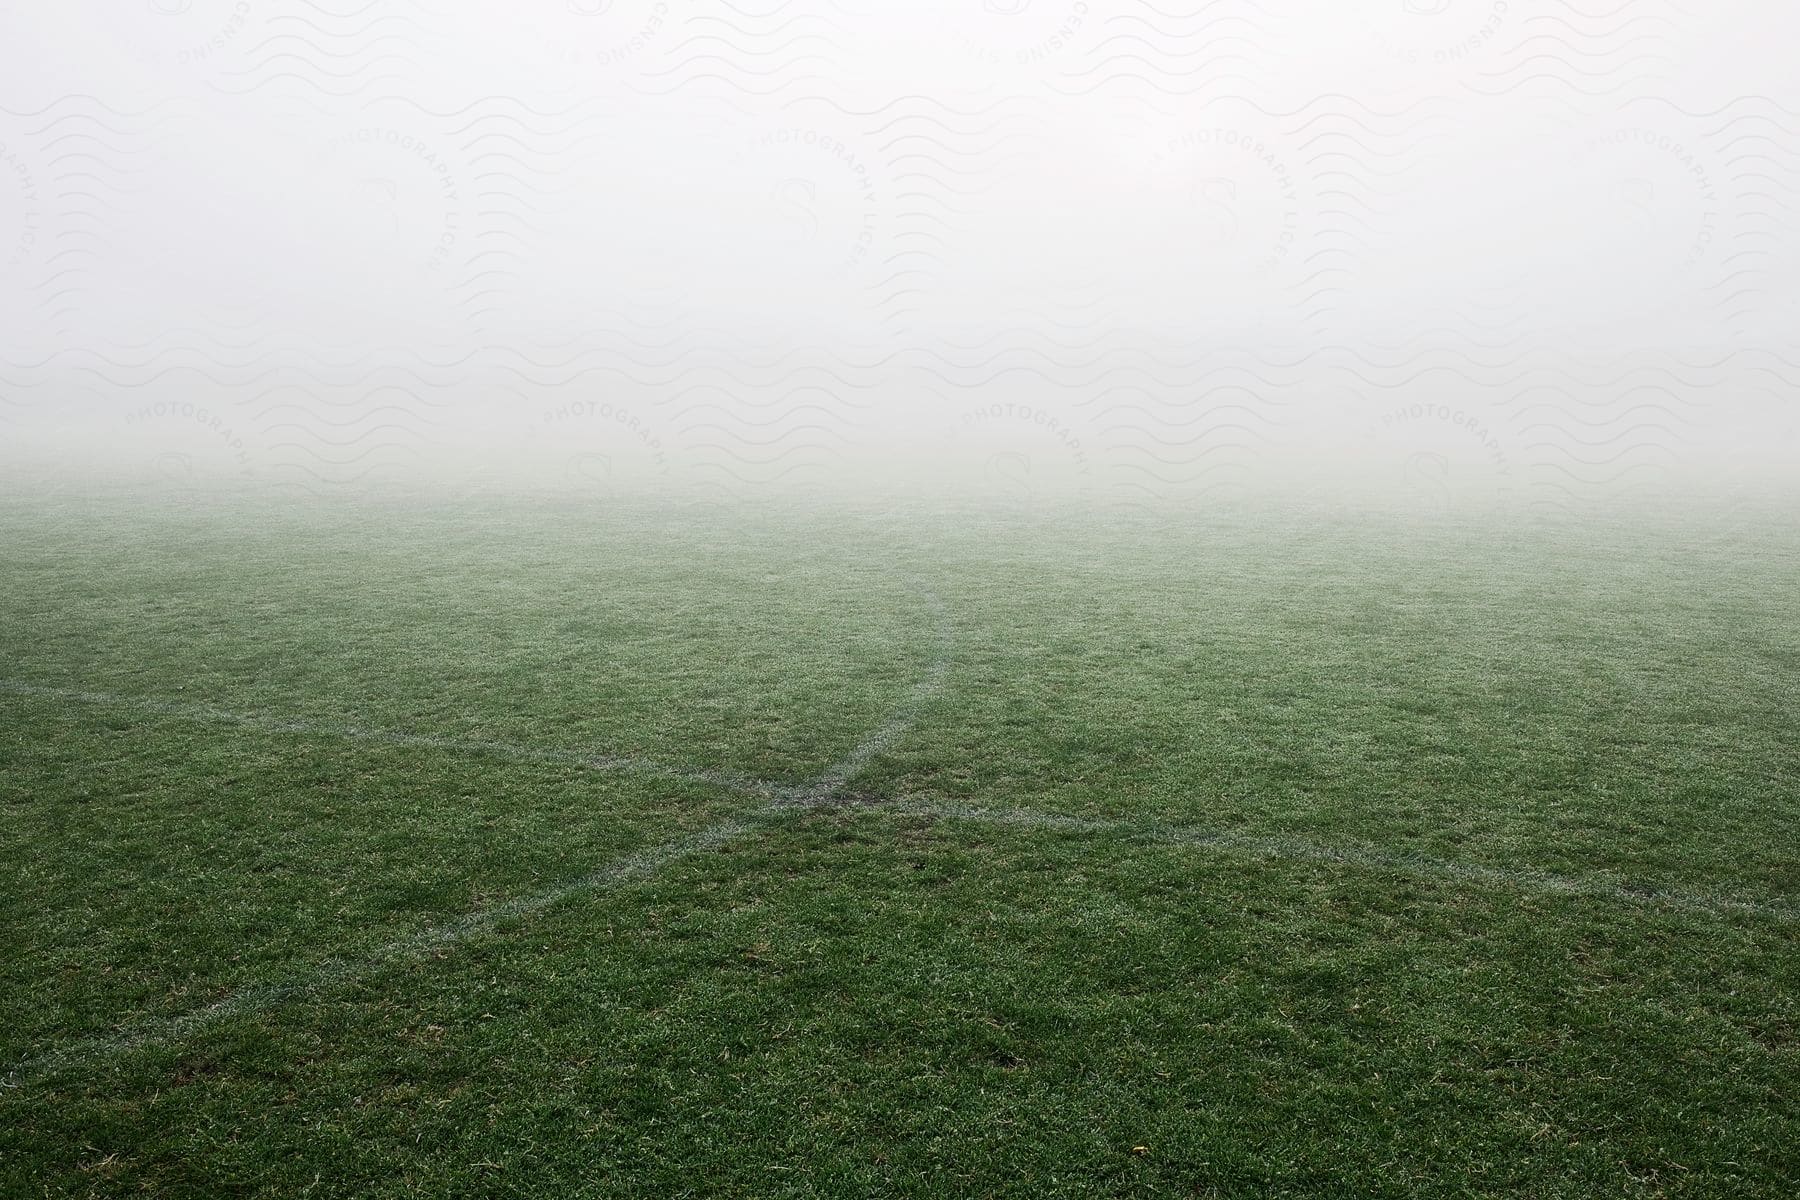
2,486 -> 1796,1197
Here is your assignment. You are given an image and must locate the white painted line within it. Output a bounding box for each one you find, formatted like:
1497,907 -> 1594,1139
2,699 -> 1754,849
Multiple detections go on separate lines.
3,819 -> 754,1086
2,585 -> 956,1086
832,796 -> 1800,924
0,679 -> 789,798
789,589 -> 954,803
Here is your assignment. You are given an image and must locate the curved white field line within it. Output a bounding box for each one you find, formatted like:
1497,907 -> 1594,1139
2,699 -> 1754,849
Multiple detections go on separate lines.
834,797 -> 1800,925
0,679 -> 788,798
1,585 -> 956,1086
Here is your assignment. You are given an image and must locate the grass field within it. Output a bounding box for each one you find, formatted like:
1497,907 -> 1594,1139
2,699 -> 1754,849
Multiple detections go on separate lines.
2,486 -> 1796,1197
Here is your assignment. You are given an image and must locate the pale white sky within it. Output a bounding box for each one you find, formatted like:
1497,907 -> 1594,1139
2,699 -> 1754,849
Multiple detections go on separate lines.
2,1 -> 1796,503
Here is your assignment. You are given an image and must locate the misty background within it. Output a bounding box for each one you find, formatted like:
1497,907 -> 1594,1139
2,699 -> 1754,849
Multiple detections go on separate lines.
2,0 -> 1797,511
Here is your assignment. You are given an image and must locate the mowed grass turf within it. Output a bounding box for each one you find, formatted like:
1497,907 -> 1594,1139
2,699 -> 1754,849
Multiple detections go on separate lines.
1,486 -> 1795,1197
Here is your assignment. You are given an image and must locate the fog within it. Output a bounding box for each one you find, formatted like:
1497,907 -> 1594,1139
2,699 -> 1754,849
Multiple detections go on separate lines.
2,1 -> 1797,511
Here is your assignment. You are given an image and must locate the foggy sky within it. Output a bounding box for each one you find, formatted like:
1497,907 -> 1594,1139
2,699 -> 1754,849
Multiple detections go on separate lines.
3,1 -> 1797,508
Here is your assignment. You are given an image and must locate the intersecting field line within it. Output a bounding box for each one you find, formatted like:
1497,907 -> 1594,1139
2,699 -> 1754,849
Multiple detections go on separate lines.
0,589 -> 954,1087
803,797 -> 1800,925
5,636 -> 1794,955
4,581 -> 1795,1083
